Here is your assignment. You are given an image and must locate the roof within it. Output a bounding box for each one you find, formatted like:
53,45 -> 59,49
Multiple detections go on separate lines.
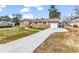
20,20 -> 30,22
30,18 -> 60,22
20,18 -> 60,23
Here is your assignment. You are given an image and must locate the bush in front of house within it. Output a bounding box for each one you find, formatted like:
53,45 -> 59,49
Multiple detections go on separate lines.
73,25 -> 78,28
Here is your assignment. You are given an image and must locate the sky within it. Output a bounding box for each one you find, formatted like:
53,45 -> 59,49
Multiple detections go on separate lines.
0,5 -> 77,20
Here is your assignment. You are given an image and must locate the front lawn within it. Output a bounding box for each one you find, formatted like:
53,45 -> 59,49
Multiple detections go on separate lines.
0,27 -> 38,44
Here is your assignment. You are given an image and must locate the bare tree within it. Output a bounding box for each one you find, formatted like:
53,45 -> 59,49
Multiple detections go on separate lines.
74,6 -> 79,16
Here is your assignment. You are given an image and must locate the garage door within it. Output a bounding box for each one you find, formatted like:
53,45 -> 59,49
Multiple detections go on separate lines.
50,23 -> 58,28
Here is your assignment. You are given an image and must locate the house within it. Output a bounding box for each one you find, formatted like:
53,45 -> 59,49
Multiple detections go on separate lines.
0,18 -> 15,27
20,18 -> 60,28
69,17 -> 79,27
60,20 -> 70,28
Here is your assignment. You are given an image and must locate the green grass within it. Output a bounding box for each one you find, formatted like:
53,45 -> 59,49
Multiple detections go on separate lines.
0,27 -> 38,44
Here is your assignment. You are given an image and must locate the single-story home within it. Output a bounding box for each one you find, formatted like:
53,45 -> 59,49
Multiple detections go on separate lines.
69,17 -> 79,27
20,18 -> 60,28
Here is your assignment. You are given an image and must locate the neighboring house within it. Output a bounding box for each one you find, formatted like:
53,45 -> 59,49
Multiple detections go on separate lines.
69,17 -> 79,27
0,18 -> 15,27
20,20 -> 30,28
60,20 -> 70,28
20,18 -> 60,28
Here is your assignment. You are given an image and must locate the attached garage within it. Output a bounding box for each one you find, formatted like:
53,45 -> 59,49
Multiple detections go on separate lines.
50,23 -> 58,28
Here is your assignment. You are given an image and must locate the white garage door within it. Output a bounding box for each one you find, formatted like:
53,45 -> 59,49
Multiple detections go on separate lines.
50,23 -> 58,28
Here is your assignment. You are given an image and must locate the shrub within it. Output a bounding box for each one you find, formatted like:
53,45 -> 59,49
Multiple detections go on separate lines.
73,25 -> 78,28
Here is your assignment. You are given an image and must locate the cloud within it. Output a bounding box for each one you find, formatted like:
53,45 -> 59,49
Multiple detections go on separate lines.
23,13 -> 34,19
9,15 -> 13,18
0,5 -> 6,8
0,5 -> 6,12
0,9 -> 2,12
20,8 -> 31,12
24,5 -> 43,11
36,6 -> 43,11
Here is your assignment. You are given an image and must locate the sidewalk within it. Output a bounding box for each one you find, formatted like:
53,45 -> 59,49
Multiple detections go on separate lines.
0,28 -> 67,53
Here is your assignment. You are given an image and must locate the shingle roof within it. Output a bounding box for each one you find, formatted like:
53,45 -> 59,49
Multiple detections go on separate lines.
20,18 -> 60,23
31,18 -> 60,22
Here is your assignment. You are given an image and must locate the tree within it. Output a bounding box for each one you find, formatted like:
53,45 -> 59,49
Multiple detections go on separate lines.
4,15 -> 11,21
12,14 -> 22,26
12,17 -> 20,26
74,6 -> 79,17
12,14 -> 22,20
48,5 -> 60,18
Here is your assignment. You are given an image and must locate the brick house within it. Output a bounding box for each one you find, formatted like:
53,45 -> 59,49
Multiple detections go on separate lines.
20,18 -> 60,28
20,20 -> 30,28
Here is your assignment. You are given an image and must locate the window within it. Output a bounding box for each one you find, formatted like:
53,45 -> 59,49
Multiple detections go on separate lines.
43,22 -> 47,24
39,21 -> 41,23
34,22 -> 38,24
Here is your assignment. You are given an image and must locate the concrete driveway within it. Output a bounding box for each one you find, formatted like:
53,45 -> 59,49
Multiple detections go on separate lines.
0,28 -> 67,53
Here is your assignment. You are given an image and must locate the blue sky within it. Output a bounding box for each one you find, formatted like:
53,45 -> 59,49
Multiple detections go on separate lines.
0,5 -> 77,20
56,5 -> 76,19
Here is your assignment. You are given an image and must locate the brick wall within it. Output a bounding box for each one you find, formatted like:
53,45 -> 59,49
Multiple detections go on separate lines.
30,23 -> 50,28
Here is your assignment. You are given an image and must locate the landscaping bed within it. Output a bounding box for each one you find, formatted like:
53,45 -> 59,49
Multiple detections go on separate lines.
34,27 -> 79,53
0,27 -> 38,44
